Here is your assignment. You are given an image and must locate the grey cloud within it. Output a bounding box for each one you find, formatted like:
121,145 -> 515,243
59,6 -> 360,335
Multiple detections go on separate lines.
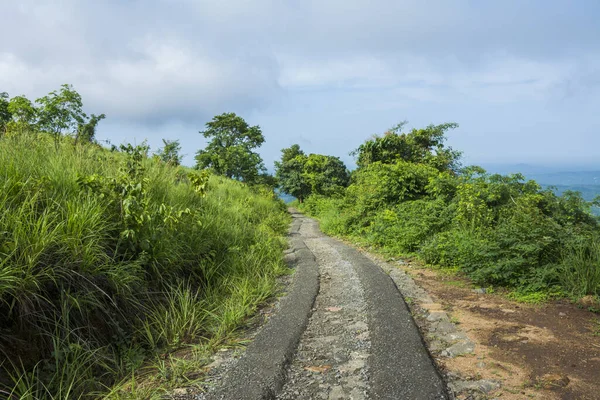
1,0 -> 600,127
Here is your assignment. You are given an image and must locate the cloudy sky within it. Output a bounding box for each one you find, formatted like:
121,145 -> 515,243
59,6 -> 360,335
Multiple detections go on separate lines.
2,0 -> 599,170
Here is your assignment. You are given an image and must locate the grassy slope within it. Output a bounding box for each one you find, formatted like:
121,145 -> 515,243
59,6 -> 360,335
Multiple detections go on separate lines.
0,133 -> 290,399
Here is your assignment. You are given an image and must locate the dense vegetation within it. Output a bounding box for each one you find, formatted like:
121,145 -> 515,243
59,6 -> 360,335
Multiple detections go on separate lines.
275,144 -> 350,203
0,88 -> 289,398
290,122 -> 600,301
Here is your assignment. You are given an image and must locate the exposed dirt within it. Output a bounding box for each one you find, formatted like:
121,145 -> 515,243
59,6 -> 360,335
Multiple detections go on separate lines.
395,260 -> 600,400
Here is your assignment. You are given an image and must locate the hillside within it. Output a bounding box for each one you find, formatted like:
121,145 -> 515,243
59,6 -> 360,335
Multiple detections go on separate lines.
0,133 -> 289,398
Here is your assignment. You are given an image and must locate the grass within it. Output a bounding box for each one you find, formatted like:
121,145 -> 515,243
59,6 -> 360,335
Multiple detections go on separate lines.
0,132 -> 290,398
560,239 -> 600,298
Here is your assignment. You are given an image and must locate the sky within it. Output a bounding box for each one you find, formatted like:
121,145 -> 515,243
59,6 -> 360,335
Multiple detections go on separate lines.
1,0 -> 600,170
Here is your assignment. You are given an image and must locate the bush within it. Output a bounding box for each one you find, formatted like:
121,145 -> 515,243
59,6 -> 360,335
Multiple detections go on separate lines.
344,160 -> 439,229
367,199 -> 453,254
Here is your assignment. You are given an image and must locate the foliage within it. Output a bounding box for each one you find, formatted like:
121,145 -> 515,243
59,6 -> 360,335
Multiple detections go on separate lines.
155,139 -> 183,166
3,86 -> 105,145
76,113 -> 106,144
195,112 -> 266,183
0,132 -> 289,398
300,121 -> 600,298
351,121 -> 462,172
275,145 -> 310,202
559,238 -> 600,297
7,95 -> 37,135
346,160 -> 438,217
0,92 -> 10,134
275,144 -> 349,202
303,154 -> 350,197
36,84 -> 86,147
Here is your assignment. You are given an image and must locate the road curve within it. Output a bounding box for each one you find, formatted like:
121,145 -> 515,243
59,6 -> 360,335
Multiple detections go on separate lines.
206,210 -> 447,399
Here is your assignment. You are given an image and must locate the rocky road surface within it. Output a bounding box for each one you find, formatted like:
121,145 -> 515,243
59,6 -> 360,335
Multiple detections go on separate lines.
202,210 -> 448,399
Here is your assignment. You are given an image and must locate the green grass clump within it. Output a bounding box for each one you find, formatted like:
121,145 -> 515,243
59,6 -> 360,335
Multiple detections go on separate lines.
0,132 -> 289,398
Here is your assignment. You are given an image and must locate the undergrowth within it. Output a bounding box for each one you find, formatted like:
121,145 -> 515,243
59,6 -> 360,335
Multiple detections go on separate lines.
0,132 -> 289,398
296,123 -> 600,301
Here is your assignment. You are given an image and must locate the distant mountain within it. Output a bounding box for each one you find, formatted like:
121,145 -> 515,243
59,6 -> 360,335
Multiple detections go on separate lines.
481,163 -> 600,176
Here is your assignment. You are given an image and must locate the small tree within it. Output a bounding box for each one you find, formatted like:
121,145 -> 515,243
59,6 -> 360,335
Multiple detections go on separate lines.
0,92 -> 10,134
156,139 -> 183,166
7,95 -> 37,135
36,84 -> 86,148
195,112 -> 266,183
76,113 -> 106,145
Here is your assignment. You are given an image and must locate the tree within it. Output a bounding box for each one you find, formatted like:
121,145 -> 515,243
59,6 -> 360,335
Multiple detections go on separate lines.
303,154 -> 350,197
275,144 -> 350,202
0,92 -> 10,134
76,113 -> 106,144
195,112 -> 266,183
352,122 -> 462,173
36,84 -> 86,147
276,154 -> 311,203
155,139 -> 183,166
7,95 -> 37,135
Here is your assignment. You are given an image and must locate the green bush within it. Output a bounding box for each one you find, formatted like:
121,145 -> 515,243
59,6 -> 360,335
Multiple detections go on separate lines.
345,160 -> 439,219
367,199 -> 453,254
302,122 -> 599,298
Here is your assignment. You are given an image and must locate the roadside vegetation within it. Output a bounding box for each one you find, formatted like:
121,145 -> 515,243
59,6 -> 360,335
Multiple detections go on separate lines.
279,121 -> 600,302
0,87 -> 289,398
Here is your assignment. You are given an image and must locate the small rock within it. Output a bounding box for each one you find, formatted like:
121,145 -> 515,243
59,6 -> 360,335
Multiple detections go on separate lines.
559,312 -> 567,317
434,320 -> 457,334
172,388 -> 187,395
427,312 -> 448,322
450,379 -> 500,394
284,253 -> 297,264
476,361 -> 486,368
472,288 -> 486,294
328,386 -> 346,400
442,340 -> 476,357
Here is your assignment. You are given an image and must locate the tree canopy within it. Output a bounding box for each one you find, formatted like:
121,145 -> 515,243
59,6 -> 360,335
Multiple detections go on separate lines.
2,85 -> 105,145
352,122 -> 462,173
195,112 -> 266,183
36,84 -> 86,146
156,139 -> 183,166
275,144 -> 349,202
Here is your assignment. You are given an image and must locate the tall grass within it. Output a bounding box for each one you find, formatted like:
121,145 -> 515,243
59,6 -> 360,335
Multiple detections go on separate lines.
560,239 -> 600,297
0,132 -> 289,398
